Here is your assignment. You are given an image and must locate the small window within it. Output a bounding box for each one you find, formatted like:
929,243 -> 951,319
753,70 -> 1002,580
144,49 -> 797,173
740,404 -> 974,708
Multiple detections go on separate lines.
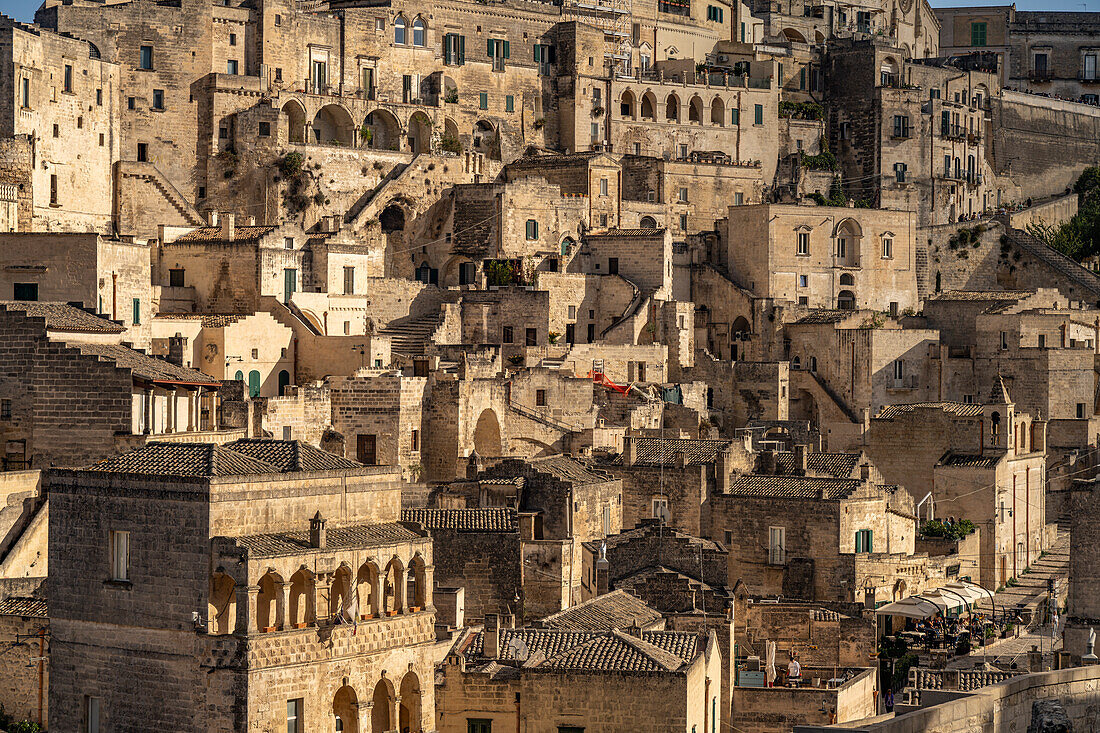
77,116 -> 83,129
258,121 -> 270,136
893,359 -> 903,381
343,321 -> 350,335
652,497 -> 669,521
600,213 -> 608,227
110,530 -> 129,581
600,178 -> 609,196
344,266 -> 355,294
63,64 -> 73,93
536,389 -> 547,406
525,327 -> 537,346
855,528 -> 873,553
137,143 -> 148,162
287,698 -> 303,733
251,348 -> 259,360
568,305 -> 577,319
1077,403 -> 1087,419
505,94 -> 514,112
0,399 -> 11,420
679,213 -> 688,230
526,219 -> 538,240
797,231 -> 809,255
679,144 -> 688,158
13,283 -> 39,301
754,104 -> 763,125
53,124 -> 59,138
479,92 -> 488,110
731,107 -> 739,125
894,162 -> 907,183
85,696 -> 101,733
394,15 -> 407,44
49,174 -> 58,206
274,13 -> 282,25
412,17 -> 426,47
227,59 -> 239,75
1000,331 -> 1008,350
168,268 -> 185,287
152,89 -> 164,110
468,721 -> 492,733
1038,334 -> 1046,348
970,21 -> 987,47
132,298 -> 141,325
411,429 -> 420,451
882,237 -> 893,258
20,78 -> 30,109
678,186 -> 688,203
734,192 -> 744,206
139,45 -> 154,70
127,96 -> 136,110
768,526 -> 785,564
799,274 -> 808,288
502,326 -> 513,343
229,32 -> 237,46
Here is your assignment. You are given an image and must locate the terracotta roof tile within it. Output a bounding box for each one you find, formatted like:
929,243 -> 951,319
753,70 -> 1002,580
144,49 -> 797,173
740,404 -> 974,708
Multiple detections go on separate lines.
793,309 -> 855,324
462,628 -> 702,673
154,313 -> 250,328
171,225 -> 277,244
88,442 -> 280,477
585,228 -> 667,237
0,301 -> 125,333
401,508 -> 518,533
938,453 -> 1002,469
726,474 -> 863,500
68,342 -> 220,386
225,439 -> 362,472
875,402 -> 984,420
235,522 -> 426,557
609,438 -> 732,466
0,597 -> 46,617
773,451 -> 861,478
927,290 -> 1033,302
540,590 -> 663,631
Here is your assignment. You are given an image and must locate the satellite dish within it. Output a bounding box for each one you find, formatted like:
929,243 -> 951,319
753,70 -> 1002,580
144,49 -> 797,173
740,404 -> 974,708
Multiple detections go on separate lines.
506,636 -> 530,661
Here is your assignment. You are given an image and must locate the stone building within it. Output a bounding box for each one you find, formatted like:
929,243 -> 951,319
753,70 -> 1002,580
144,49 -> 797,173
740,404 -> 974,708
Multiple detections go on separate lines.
0,302 -> 225,469
0,594 -> 47,729
47,439 -> 441,732
0,16 -> 121,233
747,0 -> 939,57
437,620 -> 723,733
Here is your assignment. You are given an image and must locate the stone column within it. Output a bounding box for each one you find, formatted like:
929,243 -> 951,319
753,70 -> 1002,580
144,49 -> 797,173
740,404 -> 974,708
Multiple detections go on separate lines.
423,563 -> 436,611
212,391 -> 220,431
142,388 -> 153,435
278,581 -> 291,630
186,389 -> 196,432
166,388 -> 177,433
391,695 -> 402,733
240,585 -> 259,634
316,574 -> 332,623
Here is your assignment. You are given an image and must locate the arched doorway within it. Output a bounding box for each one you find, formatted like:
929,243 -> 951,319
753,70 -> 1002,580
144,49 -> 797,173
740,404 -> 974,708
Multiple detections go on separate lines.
620,89 -> 636,118
399,672 -> 422,732
442,117 -> 461,153
333,685 -> 359,733
688,95 -> 703,123
710,97 -> 725,126
282,99 -> 307,143
408,111 -> 432,154
381,204 -> 405,234
288,568 -> 314,627
312,104 -> 355,146
329,564 -> 353,619
248,370 -> 261,398
641,91 -> 657,120
383,556 -> 405,614
731,315 -> 751,360
665,93 -> 680,121
473,120 -> 498,159
363,109 -> 401,150
473,408 -> 502,456
371,679 -> 395,733
407,555 -> 427,611
837,290 -> 856,310
356,561 -> 380,619
278,369 -> 290,396
256,570 -> 282,631
208,568 -> 236,635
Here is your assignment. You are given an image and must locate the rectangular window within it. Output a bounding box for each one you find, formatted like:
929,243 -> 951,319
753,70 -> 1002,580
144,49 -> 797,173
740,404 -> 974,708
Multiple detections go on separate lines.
894,162 -> 907,183
275,13 -> 282,25
526,219 -> 538,240
970,21 -> 987,47
797,231 -> 809,255
944,154 -> 951,177
731,107 -> 739,125
49,174 -> 58,206
227,59 -> 239,75
1077,403 -> 1087,419
608,257 -> 619,274
137,143 -> 148,162
591,122 -> 599,142
259,121 -> 270,136
754,104 -> 763,125
479,92 -> 488,110
893,359 -> 904,381
768,526 -> 785,564
311,60 -> 327,94
679,144 -> 688,158
1000,331 -> 1008,350
599,213 -> 608,227
21,77 -> 30,109
505,94 -> 514,112
284,236 -> 294,250
799,274 -> 808,288
679,213 -> 688,230
600,178 -> 608,196
502,326 -> 514,343
63,64 -> 73,93
855,528 -> 873,553
678,186 -> 688,202
799,67 -> 806,90
652,497 -> 669,521
734,192 -> 744,206
411,429 -> 420,451
444,34 -> 467,66
1,399 -> 11,420
1034,53 -> 1048,76
229,32 -> 237,46
536,389 -> 547,406
524,327 -> 538,346
287,698 -> 303,733
169,269 -> 185,287
13,283 -> 38,301
1084,54 -> 1097,81
152,89 -> 164,110
893,115 -> 909,137
132,298 -> 141,325
343,266 -> 355,294
85,696 -> 101,733
139,45 -> 153,70
128,96 -> 136,110
110,530 -> 129,580
468,721 -> 492,733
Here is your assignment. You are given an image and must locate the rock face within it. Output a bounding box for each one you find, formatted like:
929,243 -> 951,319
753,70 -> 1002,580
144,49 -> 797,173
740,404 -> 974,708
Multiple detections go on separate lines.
1027,699 -> 1073,733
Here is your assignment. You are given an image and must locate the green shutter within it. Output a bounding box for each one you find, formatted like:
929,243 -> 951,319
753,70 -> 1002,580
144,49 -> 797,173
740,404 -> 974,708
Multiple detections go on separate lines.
458,35 -> 465,64
867,529 -> 873,553
444,34 -> 452,64
132,298 -> 140,325
731,108 -> 739,125
754,104 -> 763,124
502,40 -> 510,58
479,91 -> 487,109
505,94 -> 514,112
534,44 -> 541,62
488,38 -> 494,57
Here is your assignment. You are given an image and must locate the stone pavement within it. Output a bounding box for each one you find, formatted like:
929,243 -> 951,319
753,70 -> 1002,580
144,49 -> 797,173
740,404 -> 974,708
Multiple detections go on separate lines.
975,529 -> 1070,620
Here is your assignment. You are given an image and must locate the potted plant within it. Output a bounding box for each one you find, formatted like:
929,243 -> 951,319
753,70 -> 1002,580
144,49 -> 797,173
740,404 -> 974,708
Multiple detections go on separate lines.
294,621 -> 309,629
262,625 -> 277,633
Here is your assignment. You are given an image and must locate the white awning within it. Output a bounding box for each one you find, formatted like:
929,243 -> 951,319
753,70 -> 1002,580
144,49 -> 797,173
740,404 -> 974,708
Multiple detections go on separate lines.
875,596 -> 942,619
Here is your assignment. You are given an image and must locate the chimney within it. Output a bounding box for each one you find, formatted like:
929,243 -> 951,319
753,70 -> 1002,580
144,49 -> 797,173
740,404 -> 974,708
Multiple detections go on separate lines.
623,436 -> 637,466
717,446 -> 734,493
860,464 -> 871,481
309,511 -> 327,549
246,215 -> 256,226
207,211 -> 219,227
674,450 -> 688,468
221,212 -> 236,241
596,540 -> 610,595
794,444 -> 809,472
518,512 -> 537,541
484,613 -> 501,659
167,334 -> 187,366
758,449 -> 776,475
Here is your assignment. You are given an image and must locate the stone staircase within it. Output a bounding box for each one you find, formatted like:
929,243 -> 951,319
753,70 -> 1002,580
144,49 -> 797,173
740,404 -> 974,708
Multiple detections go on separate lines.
0,488 -> 41,564
975,529 -> 1070,622
377,313 -> 442,355
344,159 -> 412,226
115,161 -> 204,226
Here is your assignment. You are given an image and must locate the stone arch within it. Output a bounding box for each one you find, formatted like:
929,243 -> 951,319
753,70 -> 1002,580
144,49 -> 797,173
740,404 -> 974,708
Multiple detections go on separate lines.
792,356 -> 801,370
473,119 -> 499,159
710,96 -> 725,126
839,273 -> 855,286
383,556 -> 405,614
408,111 -> 432,154
394,13 -> 408,45
380,204 -> 406,234
881,56 -> 900,78
620,89 -> 637,118
837,290 -> 856,310
312,104 -> 355,146
639,215 -> 658,228
208,567 -> 237,635
288,567 -> 315,627
473,408 -> 503,456
641,91 -> 657,120
731,315 -> 751,338
371,677 -> 396,733
257,570 -> 283,631
834,217 -> 862,264
333,685 -> 359,733
356,560 -> 380,618
443,254 -> 477,287
364,108 -> 401,150
399,671 -> 423,732
665,93 -> 680,121
688,95 -> 704,123
329,563 -> 354,619
412,15 -> 427,47
407,554 -> 427,610
782,28 -> 807,43
282,99 -> 307,144
443,116 -> 461,151
814,30 -> 825,44
974,83 -> 988,108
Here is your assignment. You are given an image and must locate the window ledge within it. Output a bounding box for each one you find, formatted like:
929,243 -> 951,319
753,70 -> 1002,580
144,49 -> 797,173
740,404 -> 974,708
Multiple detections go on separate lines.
104,578 -> 133,590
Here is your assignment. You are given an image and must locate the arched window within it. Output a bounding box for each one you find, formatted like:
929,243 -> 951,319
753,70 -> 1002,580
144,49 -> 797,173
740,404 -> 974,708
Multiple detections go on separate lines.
412,17 -> 426,47
278,370 -> 290,396
792,356 -> 801,370
639,216 -> 657,228
991,411 -> 1001,442
394,15 -> 407,45
561,237 -> 575,256
247,370 -> 261,398
234,369 -> 244,383
840,273 -> 855,286
809,356 -> 818,372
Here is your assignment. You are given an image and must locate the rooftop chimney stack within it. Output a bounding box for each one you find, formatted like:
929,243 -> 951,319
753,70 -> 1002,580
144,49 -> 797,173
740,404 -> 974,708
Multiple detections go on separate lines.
484,613 -> 500,659
309,511 -> 327,549
623,437 -> 637,466
795,444 -> 809,472
221,212 -> 235,241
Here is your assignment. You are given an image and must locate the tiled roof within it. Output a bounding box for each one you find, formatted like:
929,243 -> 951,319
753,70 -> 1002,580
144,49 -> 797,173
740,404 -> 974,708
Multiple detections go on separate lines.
88,442 -> 280,477
590,521 -> 724,554
540,590 -> 663,631
154,313 -> 250,328
508,151 -> 606,168
927,290 -> 1032,302
726,474 -> 863,500
69,342 -> 221,386
401,507 -> 518,533
0,597 -> 46,617
611,438 -> 731,466
235,522 -> 426,557
875,402 -> 985,420
938,453 -> 1002,469
462,628 -> 702,673
0,301 -> 125,333
585,228 -> 667,238
773,451 -> 861,478
793,310 -> 853,324
171,225 -> 276,244
225,439 -> 362,472
529,455 -> 613,484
